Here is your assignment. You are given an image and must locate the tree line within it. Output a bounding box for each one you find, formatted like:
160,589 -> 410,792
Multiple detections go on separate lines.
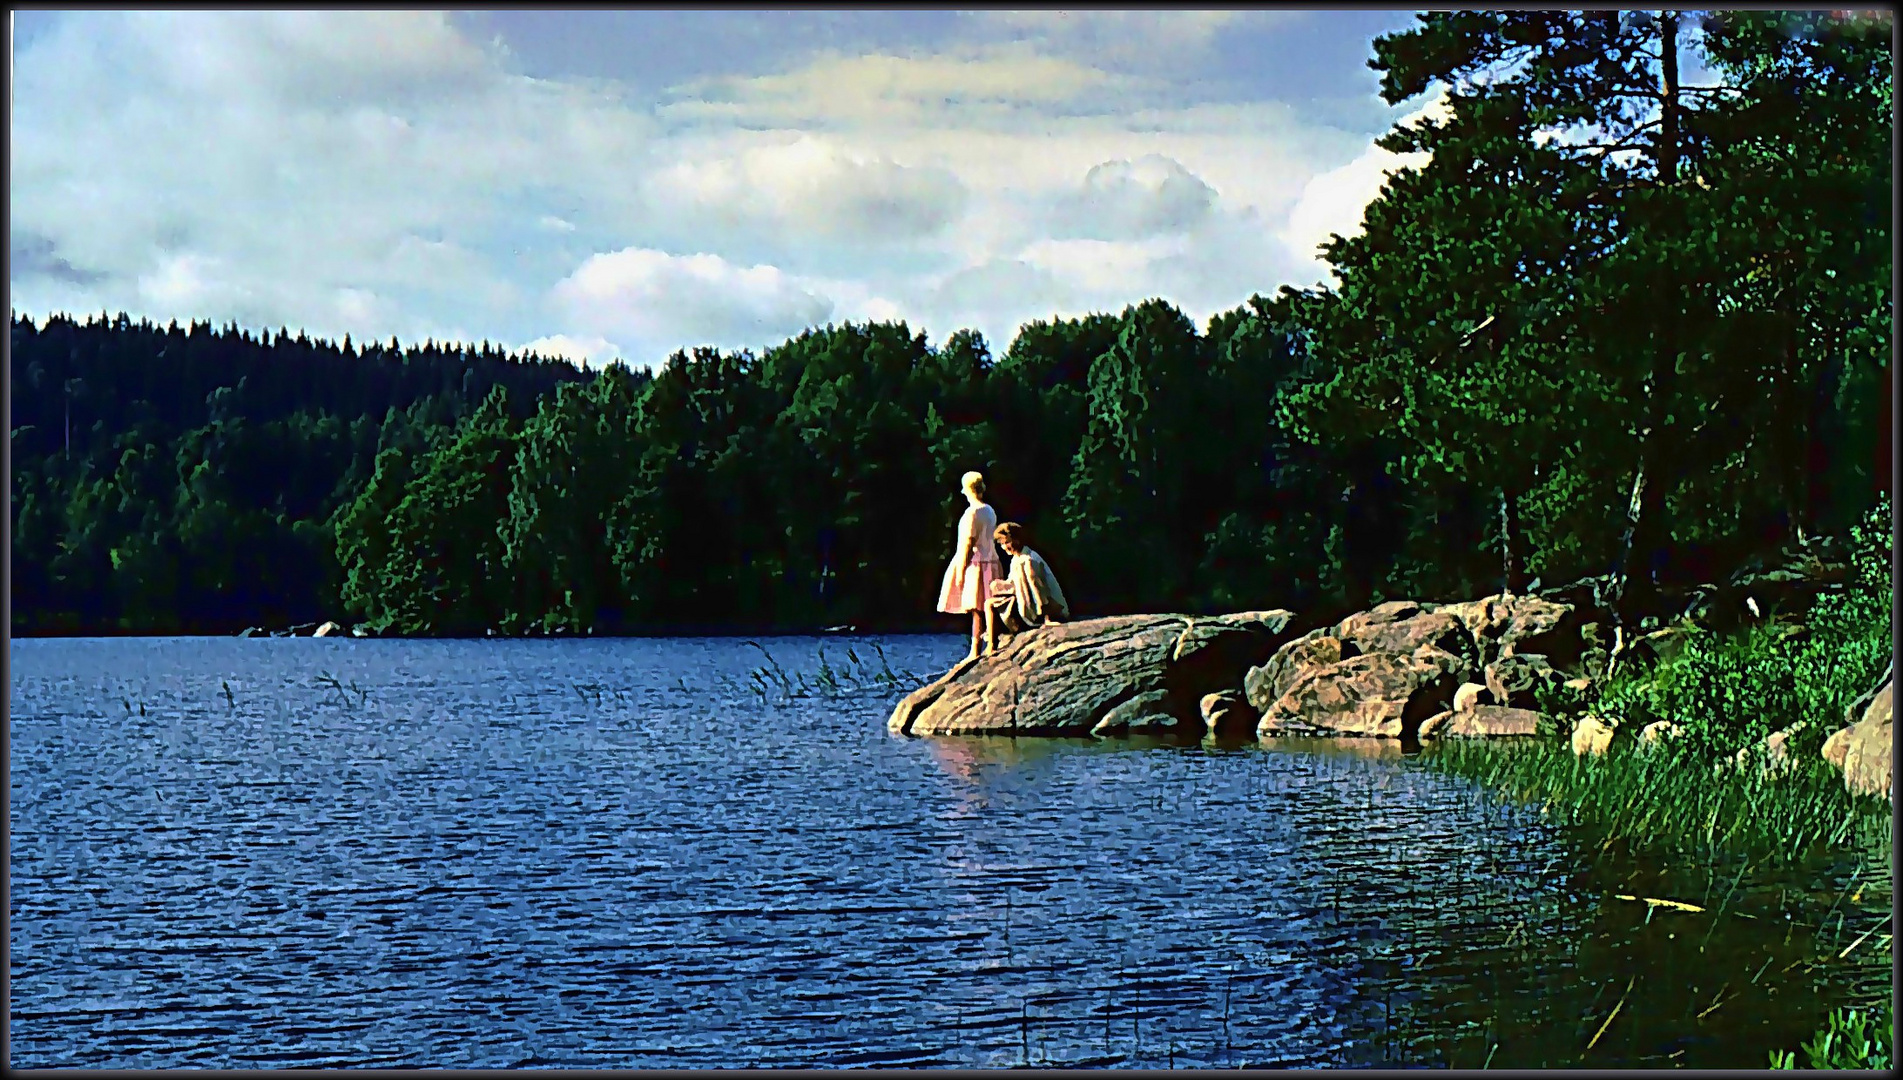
9,313 -> 589,633
9,10 -> 1889,638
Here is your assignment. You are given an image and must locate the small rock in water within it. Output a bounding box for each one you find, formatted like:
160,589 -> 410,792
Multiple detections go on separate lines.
1199,691 -> 1257,739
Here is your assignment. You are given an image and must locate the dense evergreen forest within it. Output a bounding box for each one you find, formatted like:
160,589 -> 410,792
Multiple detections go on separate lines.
10,315 -> 591,633
9,10 -> 1892,638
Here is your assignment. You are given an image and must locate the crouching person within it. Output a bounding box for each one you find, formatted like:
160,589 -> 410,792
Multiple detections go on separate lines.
984,522 -> 1070,655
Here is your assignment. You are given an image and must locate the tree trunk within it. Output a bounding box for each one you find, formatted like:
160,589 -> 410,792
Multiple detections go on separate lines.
1659,11 -> 1680,185
1612,453 -> 1648,604
1878,356 -> 1894,506
1800,323 -> 1839,544
1612,11 -> 1683,626
1499,486 -> 1523,596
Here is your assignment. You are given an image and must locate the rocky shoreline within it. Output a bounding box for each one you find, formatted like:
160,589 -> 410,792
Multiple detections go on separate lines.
888,593 -> 1893,801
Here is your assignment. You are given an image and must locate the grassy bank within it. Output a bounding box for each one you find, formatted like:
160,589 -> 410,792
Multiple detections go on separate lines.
1422,738 -> 1892,869
1422,501 -> 1894,1068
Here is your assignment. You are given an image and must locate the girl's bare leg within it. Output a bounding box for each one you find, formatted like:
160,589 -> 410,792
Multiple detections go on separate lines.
969,611 -> 982,658
984,602 -> 998,655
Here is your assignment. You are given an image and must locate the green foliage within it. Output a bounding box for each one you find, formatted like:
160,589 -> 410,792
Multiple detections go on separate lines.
1769,1001 -> 1895,1070
1599,498 -> 1893,754
1063,300 -> 1206,611
335,386 -> 524,635
12,312 -> 585,634
1283,8 -> 1892,610
9,14 -> 1890,639
1613,624 -> 1807,749
504,368 -> 648,634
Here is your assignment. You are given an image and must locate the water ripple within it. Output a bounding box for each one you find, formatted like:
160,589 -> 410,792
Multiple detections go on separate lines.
10,636 -> 1885,1068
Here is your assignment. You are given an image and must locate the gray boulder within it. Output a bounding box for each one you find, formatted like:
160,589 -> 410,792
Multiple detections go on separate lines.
888,610 -> 1299,737
1257,647 -> 1466,739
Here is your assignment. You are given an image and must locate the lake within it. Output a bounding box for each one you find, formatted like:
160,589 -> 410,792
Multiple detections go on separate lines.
9,635 -> 1888,1068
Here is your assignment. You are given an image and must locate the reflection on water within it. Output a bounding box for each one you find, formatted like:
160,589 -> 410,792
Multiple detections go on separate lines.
1256,735 -> 1411,762
9,636 -> 1888,1068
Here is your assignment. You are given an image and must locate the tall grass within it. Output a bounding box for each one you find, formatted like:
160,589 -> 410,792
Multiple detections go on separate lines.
1424,738 -> 1892,869
735,640 -> 925,705
1769,1001 -> 1895,1070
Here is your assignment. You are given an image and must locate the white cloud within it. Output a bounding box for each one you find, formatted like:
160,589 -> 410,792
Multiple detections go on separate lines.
970,10 -> 1297,69
1277,88 -> 1451,283
662,48 -> 1140,128
9,10 -> 656,345
135,253 -> 221,312
1019,236 -> 1186,297
552,248 -> 835,357
11,10 -> 1424,361
333,288 -> 387,329
518,333 -> 622,367
646,133 -> 968,243
139,11 -> 495,104
1057,154 -> 1218,239
934,257 -> 1070,311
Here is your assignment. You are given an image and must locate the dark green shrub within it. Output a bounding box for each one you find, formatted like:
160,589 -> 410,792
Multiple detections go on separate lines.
1600,498 -> 1892,757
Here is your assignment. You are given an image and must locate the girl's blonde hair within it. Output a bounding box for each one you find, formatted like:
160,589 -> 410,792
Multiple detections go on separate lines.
961,471 -> 986,497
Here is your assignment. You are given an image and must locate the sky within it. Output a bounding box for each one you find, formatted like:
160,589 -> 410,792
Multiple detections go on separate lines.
10,9 -> 1440,369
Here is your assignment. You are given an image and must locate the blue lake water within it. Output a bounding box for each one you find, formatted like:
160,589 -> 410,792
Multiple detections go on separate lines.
8,635 -> 1887,1068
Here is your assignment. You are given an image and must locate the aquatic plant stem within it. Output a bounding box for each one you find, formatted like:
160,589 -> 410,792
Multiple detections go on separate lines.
1586,975 -> 1635,1052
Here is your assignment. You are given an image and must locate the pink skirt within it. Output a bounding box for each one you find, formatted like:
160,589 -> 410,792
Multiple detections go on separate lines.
936,555 -> 1003,614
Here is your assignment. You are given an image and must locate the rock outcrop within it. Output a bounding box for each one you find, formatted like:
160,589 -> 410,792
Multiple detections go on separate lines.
888,610 -> 1299,737
1484,653 -> 1560,711
1257,648 -> 1465,738
1453,681 -> 1490,713
1822,678 -> 1893,800
1092,689 -> 1180,737
1423,705 -> 1546,740
1243,629 -> 1348,713
891,592 -> 1595,743
1248,593 -> 1581,741
1719,722 -> 1806,777
1639,719 -> 1685,747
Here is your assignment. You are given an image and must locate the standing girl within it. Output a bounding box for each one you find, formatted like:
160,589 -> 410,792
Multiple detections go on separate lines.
935,471 -> 1003,660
